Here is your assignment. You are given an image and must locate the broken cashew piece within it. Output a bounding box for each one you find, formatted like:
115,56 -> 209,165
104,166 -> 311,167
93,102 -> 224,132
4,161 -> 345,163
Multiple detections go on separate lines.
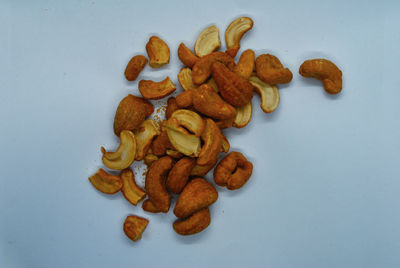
166,97 -> 179,120
166,157 -> 196,194
121,168 -> 146,206
123,215 -> 149,242
255,54 -> 293,85
101,130 -> 136,170
176,90 -> 194,108
234,49 -> 255,79
249,76 -> 280,113
220,132 -> 230,153
124,55 -> 148,81
177,67 -> 199,91
144,153 -> 159,166
164,118 -> 201,157
190,157 -> 219,177
225,17 -> 254,58
89,168 -> 122,194
173,208 -> 211,236
146,36 -> 170,68
233,101 -> 252,128
177,43 -> 199,68
138,77 -> 176,100
194,25 -> 221,57
134,119 -> 160,161
299,58 -> 343,94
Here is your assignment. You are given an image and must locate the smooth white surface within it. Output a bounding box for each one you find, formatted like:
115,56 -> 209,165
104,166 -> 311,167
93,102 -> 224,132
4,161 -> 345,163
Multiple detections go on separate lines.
1,0 -> 399,267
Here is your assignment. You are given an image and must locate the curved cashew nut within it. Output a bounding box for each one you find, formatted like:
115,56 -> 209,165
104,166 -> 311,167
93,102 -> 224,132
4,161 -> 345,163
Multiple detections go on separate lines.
121,168 -> 146,206
255,54 -> 293,85
213,151 -> 253,190
173,208 -> 211,236
225,17 -> 254,58
144,156 -> 174,213
233,101 -> 252,128
166,97 -> 179,119
195,25 -> 221,57
146,36 -> 170,68
176,90 -> 194,108
174,177 -> 218,218
166,157 -> 196,194
101,130 -> 136,170
89,168 -> 122,194
192,51 -> 235,85
197,119 -> 222,166
299,58 -> 343,94
177,43 -> 199,68
234,49 -> 255,79
124,55 -> 148,81
138,77 -> 176,100
170,109 -> 205,137
249,76 -> 280,113
164,118 -> 201,157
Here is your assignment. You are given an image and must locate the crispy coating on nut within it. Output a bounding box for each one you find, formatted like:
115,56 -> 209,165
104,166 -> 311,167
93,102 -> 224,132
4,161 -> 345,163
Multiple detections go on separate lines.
146,36 -> 170,68
151,130 -> 174,156
121,168 -> 146,206
124,55 -> 148,81
166,97 -> 179,120
89,168 -> 122,194
178,43 -> 199,68
113,95 -> 154,136
249,76 -> 280,113
255,54 -> 293,85
192,52 -> 235,85
123,215 -> 149,242
138,77 -> 176,100
166,157 -> 196,194
173,208 -> 211,236
198,119 -> 222,166
144,156 -> 174,213
177,67 -> 199,91
101,130 -> 136,170
214,151 -> 253,190
194,25 -> 221,57
192,84 -> 236,120
234,49 -> 255,79
212,61 -> 253,107
299,58 -> 343,94
174,177 -> 218,218
225,17 -> 254,58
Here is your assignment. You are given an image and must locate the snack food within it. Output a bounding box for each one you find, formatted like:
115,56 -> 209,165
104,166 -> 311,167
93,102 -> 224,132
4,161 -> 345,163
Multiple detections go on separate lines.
214,151 -> 253,190
121,168 -> 146,206
249,76 -> 280,113
134,119 -> 160,161
173,208 -> 211,235
146,36 -> 170,68
234,49 -> 255,79
194,25 -> 221,57
166,97 -> 179,119
192,51 -> 235,85
174,177 -> 218,218
255,54 -> 293,85
232,101 -> 252,128
197,119 -> 222,166
89,168 -> 122,194
177,67 -> 199,91
101,130 -> 136,170
299,58 -> 342,94
166,157 -> 196,194
177,43 -> 199,68
225,17 -> 254,57
138,77 -> 176,100
123,215 -> 149,242
124,55 -> 148,81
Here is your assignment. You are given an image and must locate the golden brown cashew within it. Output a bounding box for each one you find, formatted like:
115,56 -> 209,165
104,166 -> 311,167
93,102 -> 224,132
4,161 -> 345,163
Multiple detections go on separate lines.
170,109 -> 205,137
166,97 -> 179,120
177,43 -> 199,68
197,119 -> 222,166
192,52 -> 236,85
225,17 -> 254,58
134,119 -> 160,161
173,208 -> 211,235
138,77 -> 176,100
249,76 -> 280,113
101,130 -> 136,170
234,49 -> 255,79
123,215 -> 149,242
213,151 -> 253,190
121,168 -> 146,206
144,156 -> 174,213
194,25 -> 221,57
89,168 -> 122,194
146,36 -> 170,68
166,157 -> 196,194
233,101 -> 252,128
255,54 -> 293,85
164,118 -> 201,157
174,177 -> 218,218
299,58 -> 343,94
124,55 -> 148,81
177,67 -> 199,91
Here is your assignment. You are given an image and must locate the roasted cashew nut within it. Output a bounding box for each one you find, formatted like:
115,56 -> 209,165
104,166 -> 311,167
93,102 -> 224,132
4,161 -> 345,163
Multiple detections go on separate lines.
121,168 -> 146,206
173,208 -> 211,236
299,58 -> 343,94
225,17 -> 254,58
134,119 -> 160,161
101,130 -> 136,170
233,101 -> 252,128
123,215 -> 149,242
177,67 -> 199,91
138,77 -> 176,100
249,76 -> 280,113
213,151 -> 253,190
177,43 -> 199,68
192,51 -> 235,85
146,36 -> 170,68
89,168 -> 122,194
166,157 -> 196,194
197,119 -> 222,166
255,54 -> 293,85
194,25 -> 221,57
164,118 -> 201,157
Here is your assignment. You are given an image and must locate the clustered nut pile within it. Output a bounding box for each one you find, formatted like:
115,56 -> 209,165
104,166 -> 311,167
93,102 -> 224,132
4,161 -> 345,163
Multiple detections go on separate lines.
88,16 -> 343,242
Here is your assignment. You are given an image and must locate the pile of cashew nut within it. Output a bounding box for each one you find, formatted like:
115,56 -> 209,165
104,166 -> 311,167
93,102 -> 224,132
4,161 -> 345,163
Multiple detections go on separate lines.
89,16 -> 343,242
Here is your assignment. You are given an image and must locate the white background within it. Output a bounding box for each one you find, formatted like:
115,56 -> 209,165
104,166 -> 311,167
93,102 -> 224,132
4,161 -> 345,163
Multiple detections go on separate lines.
1,0 -> 399,267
